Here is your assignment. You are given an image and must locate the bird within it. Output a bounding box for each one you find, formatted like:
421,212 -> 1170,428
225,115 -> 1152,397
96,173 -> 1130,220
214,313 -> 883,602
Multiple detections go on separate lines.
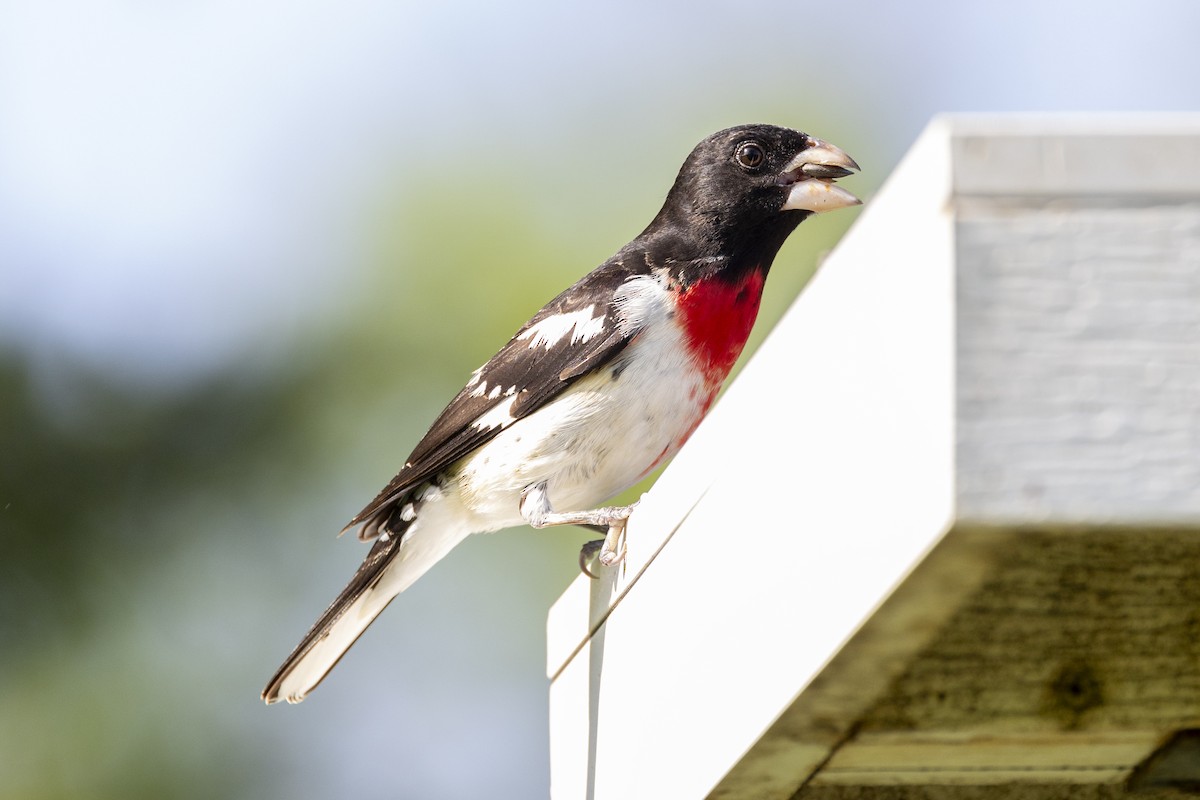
262,123 -> 860,704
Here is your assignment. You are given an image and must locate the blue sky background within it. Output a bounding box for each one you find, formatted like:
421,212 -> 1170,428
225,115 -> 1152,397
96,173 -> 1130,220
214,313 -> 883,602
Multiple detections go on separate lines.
6,1 -> 1198,385
2,2 -> 1198,798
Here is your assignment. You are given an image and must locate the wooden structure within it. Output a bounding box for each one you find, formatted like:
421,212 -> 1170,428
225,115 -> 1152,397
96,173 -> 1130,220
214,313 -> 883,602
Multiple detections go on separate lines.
547,115 -> 1200,799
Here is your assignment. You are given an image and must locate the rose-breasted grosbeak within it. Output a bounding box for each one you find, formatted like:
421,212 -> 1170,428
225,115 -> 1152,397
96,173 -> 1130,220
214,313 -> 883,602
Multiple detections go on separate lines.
263,124 -> 859,704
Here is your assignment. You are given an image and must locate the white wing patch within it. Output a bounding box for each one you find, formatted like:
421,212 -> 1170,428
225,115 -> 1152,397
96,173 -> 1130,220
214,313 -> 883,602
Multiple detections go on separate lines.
469,380 -> 518,399
471,395 -> 518,432
517,305 -> 606,349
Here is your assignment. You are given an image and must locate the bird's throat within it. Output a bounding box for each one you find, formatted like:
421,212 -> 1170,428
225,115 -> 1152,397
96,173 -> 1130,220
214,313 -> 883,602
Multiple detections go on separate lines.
676,266 -> 766,389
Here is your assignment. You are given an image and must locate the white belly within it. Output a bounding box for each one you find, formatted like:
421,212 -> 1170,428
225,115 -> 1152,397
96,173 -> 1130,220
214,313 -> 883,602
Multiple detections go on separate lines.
451,318 -> 708,531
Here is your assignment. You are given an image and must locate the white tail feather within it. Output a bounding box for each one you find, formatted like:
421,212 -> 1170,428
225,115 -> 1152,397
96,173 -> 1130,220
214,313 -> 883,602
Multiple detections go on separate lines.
264,512 -> 471,704
271,586 -> 394,704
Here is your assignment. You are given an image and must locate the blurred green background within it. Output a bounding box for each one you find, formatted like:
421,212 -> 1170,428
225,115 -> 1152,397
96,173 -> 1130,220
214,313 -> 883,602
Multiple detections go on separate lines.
2,1 -> 1198,798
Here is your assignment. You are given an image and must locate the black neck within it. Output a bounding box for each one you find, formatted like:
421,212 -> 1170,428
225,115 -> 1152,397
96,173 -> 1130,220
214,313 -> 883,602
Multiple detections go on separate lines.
627,207 -> 810,286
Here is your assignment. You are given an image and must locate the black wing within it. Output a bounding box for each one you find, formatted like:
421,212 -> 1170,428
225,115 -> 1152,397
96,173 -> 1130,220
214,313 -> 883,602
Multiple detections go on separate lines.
345,262 -> 639,536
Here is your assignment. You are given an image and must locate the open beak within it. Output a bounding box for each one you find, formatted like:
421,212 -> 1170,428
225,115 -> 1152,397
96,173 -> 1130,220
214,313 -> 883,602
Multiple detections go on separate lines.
779,137 -> 861,213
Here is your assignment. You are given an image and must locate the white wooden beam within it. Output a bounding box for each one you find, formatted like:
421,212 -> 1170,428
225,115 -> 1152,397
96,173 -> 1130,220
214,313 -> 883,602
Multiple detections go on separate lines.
549,118 -> 957,800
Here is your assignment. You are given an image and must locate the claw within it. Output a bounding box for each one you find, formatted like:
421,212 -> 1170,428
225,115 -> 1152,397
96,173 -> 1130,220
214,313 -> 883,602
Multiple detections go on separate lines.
579,539 -> 604,579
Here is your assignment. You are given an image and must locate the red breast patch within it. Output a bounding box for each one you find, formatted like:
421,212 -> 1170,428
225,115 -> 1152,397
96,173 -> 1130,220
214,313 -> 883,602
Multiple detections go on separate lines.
676,267 -> 766,388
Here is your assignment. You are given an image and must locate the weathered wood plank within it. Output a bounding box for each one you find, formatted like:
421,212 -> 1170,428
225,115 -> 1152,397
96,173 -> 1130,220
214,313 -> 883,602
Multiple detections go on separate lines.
814,731 -> 1161,785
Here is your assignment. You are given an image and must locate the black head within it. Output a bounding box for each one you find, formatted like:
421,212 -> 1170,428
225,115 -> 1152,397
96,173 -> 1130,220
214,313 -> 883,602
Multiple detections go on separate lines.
642,124 -> 860,268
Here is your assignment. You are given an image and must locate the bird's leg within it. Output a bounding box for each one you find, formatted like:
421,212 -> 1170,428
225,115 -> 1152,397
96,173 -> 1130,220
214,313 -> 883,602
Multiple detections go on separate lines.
520,481 -> 635,576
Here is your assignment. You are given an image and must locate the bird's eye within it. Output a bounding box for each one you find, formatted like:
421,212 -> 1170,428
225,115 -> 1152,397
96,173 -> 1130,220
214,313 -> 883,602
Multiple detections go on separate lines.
735,142 -> 765,169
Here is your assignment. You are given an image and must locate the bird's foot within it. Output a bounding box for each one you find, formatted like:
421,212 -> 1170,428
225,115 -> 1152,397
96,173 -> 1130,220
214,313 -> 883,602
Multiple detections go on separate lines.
520,482 -> 636,578
577,512 -> 631,578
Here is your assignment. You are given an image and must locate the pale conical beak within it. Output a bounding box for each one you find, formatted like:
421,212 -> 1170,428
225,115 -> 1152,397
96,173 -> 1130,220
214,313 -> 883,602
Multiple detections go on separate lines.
779,137 -> 861,213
